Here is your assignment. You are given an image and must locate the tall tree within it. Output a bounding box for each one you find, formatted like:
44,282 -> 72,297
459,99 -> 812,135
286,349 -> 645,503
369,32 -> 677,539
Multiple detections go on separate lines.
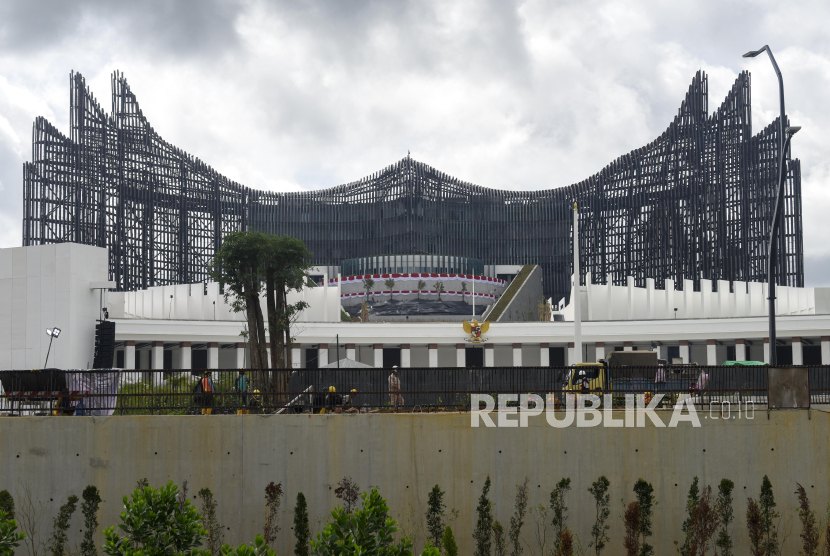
263,235 -> 312,391
212,231 -> 270,373
473,477 -> 493,556
587,476 -> 611,555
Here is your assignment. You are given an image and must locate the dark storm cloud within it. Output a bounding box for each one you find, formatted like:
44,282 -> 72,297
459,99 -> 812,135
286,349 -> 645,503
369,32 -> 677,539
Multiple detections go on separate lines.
0,0 -> 242,58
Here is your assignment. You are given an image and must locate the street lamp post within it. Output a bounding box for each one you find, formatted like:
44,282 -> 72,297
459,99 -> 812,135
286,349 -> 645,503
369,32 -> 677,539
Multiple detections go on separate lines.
743,45 -> 800,365
44,327 -> 61,368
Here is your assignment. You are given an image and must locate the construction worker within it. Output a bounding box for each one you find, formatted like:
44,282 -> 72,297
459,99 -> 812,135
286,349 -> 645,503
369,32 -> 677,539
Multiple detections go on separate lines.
200,371 -> 215,415
343,389 -> 359,413
235,370 -> 249,414
388,367 -> 404,409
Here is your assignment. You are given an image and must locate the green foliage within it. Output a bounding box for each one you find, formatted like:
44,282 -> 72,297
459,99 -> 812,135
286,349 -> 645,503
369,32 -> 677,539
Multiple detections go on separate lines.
587,476 -> 610,555
715,479 -> 735,556
550,477 -> 571,552
425,485 -> 446,551
508,478 -> 528,556
49,495 -> 78,556
293,493 -> 310,556
198,488 -> 223,556
759,475 -> 779,556
420,543 -> 440,556
310,487 -> 413,556
0,492 -> 14,521
81,485 -> 102,556
441,526 -> 458,556
473,477 -> 493,556
0,510 -> 26,556
218,536 -> 274,556
632,479 -> 654,556
102,481 -> 206,556
679,477 -> 699,556
492,521 -> 505,556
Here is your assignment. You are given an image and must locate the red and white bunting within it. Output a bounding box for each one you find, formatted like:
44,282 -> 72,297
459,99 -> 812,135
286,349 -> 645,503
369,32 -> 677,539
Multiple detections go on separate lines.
329,273 -> 505,287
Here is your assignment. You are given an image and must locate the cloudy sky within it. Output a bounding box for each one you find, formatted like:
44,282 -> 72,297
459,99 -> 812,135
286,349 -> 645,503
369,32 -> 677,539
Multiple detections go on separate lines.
1,0 -> 830,284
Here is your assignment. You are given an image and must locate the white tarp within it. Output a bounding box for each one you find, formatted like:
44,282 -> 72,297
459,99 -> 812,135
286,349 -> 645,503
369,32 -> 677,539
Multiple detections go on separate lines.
66,370 -> 121,416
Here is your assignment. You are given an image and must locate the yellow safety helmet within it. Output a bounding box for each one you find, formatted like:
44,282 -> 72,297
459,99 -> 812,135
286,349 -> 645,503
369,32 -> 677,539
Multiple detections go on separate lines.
351,389 -> 357,393
328,386 -> 336,393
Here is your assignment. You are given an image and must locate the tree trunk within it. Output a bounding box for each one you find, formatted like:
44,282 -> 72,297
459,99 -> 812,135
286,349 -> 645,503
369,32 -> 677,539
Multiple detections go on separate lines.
265,268 -> 283,370
243,278 -> 261,371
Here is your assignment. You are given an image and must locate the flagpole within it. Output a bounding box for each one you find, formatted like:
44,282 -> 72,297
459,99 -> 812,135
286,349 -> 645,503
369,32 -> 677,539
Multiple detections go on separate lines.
573,202 -> 583,364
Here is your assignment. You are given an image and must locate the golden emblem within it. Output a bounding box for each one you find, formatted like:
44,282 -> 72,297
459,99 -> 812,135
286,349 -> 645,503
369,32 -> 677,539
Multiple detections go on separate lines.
463,319 -> 490,343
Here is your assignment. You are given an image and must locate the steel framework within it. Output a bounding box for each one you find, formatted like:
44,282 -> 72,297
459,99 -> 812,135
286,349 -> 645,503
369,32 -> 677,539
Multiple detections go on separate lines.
23,71 -> 803,301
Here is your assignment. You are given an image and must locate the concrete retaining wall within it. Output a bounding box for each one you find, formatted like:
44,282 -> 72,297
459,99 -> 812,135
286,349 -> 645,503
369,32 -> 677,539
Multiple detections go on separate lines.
0,411 -> 826,555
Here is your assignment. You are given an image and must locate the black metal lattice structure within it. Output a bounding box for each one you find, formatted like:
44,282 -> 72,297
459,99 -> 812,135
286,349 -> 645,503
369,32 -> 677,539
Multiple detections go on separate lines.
23,70 -> 803,301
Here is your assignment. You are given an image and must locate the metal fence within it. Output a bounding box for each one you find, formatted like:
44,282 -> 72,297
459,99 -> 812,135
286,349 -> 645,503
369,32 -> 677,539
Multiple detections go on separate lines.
1,366 -> 829,415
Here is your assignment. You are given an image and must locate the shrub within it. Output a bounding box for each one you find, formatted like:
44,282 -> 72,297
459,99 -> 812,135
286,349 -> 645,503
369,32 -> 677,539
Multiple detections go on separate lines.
632,479 -> 655,556
442,526 -> 458,556
556,529 -> 574,556
795,483 -> 819,556
587,476 -> 610,555
102,481 -> 205,556
623,502 -> 640,556
293,493 -> 310,556
334,477 -> 360,515
493,521 -> 506,556
310,487 -> 413,555
198,488 -> 223,556
715,479 -> 735,556
81,486 -> 102,556
746,498 -> 764,556
263,482 -> 283,548
550,478 -> 571,554
220,535 -> 274,556
691,486 -> 719,556
49,495 -> 78,556
0,509 -> 26,556
426,485 -> 447,551
473,477 -> 493,556
759,476 -> 779,556
508,477 -> 528,556
0,492 -> 14,521
680,477 -> 700,556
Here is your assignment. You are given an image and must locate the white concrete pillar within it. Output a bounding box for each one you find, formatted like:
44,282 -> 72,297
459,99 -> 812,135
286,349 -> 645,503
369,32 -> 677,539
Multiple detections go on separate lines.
318,343 -> 329,367
680,340 -> 690,364
180,342 -> 192,369
822,336 -> 830,364
234,342 -> 244,368
291,344 -> 301,369
484,344 -> 494,367
567,342 -> 575,365
139,349 -> 150,370
707,340 -> 717,366
735,339 -> 746,362
346,343 -> 356,361
401,344 -> 411,368
151,341 -> 164,370
792,337 -> 803,366
540,343 -> 549,367
428,344 -> 438,368
207,342 -> 219,369
764,338 -> 770,364
374,344 -> 383,368
624,341 -> 633,352
124,341 -> 135,370
653,341 -> 664,360
512,343 -> 522,367
595,342 -> 605,361
456,344 -> 466,368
